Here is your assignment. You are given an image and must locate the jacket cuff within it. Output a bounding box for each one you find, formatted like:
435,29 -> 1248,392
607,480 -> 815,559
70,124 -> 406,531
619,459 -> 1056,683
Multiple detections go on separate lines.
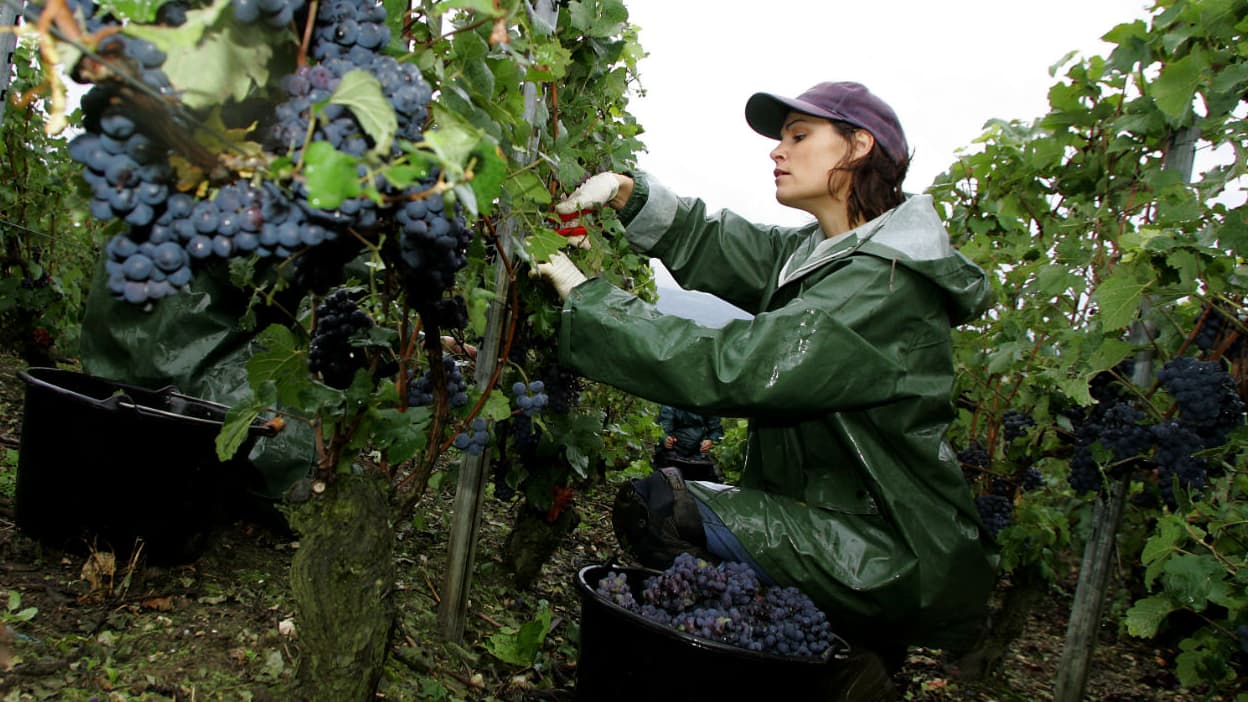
623,171 -> 680,252
615,170 -> 648,225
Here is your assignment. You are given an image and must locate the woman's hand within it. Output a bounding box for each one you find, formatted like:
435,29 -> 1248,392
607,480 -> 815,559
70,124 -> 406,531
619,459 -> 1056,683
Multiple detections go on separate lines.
555,173 -> 633,215
533,251 -> 588,301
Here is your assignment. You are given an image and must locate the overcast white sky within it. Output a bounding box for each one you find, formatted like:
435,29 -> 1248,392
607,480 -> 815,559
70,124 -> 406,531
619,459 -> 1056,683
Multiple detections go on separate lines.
620,0 -> 1157,291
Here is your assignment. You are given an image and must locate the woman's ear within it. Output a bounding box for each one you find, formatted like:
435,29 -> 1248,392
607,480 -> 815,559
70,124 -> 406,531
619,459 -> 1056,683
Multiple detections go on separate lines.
852,130 -> 876,159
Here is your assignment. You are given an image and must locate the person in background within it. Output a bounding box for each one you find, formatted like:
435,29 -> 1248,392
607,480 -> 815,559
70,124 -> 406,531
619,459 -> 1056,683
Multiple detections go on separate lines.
653,404 -> 724,480
538,81 -> 997,700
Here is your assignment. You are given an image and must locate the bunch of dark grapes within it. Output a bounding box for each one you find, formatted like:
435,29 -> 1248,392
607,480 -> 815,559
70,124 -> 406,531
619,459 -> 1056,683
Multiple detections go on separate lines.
427,295 -> 469,332
307,289 -> 372,389
1157,356 -> 1245,447
1001,410 -> 1036,442
975,494 -> 1013,538
539,363 -> 581,414
747,585 -> 834,657
452,416 -> 490,456
511,381 -> 549,417
1020,467 -> 1043,492
594,553 -> 836,658
1149,420 -> 1208,506
595,571 -> 636,609
1192,304 -> 1244,356
1065,399 -> 1155,495
407,357 -> 468,408
957,442 -> 989,472
1237,624 -> 1248,655
231,0 -> 306,27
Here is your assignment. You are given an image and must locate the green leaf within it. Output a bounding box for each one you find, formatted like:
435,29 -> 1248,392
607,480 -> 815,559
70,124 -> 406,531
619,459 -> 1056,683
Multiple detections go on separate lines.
469,142 -> 508,217
485,603 -> 552,666
1088,338 -> 1137,373
423,109 -> 485,175
482,389 -> 512,423
432,0 -> 502,15
1092,268 -> 1151,330
1125,595 -> 1177,638
246,325 -> 308,407
1151,51 -> 1205,123
506,170 -> 551,206
375,407 -> 430,464
303,141 -> 361,210
523,228 -> 569,263
330,70 -> 398,156
100,0 -> 165,23
127,0 -> 280,110
1161,553 -> 1225,612
216,402 -> 263,461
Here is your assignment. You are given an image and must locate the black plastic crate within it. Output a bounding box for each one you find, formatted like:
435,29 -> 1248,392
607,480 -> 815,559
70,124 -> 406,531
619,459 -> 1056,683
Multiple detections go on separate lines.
15,367 -> 276,563
574,563 -> 851,701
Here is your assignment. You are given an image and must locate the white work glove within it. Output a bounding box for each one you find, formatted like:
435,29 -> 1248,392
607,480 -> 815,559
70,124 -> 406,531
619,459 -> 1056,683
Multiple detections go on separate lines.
554,172 -> 621,216
553,173 -> 622,248
533,251 -> 588,300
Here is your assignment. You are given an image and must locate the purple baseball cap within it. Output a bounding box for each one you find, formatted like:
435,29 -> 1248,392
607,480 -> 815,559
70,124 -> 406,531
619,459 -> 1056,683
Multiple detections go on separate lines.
745,81 -> 909,162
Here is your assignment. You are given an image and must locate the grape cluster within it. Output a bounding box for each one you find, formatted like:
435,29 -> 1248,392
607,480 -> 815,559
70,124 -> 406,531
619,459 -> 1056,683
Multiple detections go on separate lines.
595,571 -> 636,609
453,417 -> 490,456
975,494 -> 1013,538
1192,304 -> 1244,355
957,442 -> 989,472
539,363 -> 582,414
593,553 -> 838,659
1001,410 -> 1036,442
308,289 -> 372,389
66,0 -> 472,316
1065,400 -> 1152,496
1237,624 -> 1248,654
231,0 -> 306,27
1020,467 -> 1043,492
1158,357 -> 1245,447
511,381 -> 549,417
407,357 -> 468,408
1063,355 -> 1246,505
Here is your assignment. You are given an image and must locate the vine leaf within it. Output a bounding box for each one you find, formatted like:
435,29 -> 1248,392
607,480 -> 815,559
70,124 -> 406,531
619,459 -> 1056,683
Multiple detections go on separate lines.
104,0 -> 167,23
216,401 -> 264,461
126,2 -> 280,110
1124,595 -> 1175,638
523,228 -> 568,263
374,407 -> 430,465
303,141 -> 361,210
1092,268 -> 1151,330
246,325 -> 307,408
330,70 -> 397,156
1151,51 -> 1205,123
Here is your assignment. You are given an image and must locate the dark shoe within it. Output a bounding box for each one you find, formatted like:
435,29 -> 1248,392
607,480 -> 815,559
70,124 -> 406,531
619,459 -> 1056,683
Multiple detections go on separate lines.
611,467 -> 712,569
824,648 -> 899,702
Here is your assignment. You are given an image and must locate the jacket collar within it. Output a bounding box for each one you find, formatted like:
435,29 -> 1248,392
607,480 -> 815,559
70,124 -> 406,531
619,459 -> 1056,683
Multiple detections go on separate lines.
777,208 -> 898,288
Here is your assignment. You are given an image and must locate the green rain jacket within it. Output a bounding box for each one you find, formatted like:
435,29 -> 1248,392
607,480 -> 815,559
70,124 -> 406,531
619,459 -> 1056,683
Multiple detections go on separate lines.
558,173 -> 996,651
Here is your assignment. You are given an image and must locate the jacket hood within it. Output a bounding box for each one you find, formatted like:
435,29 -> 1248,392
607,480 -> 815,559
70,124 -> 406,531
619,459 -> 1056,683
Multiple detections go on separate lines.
778,194 -> 992,325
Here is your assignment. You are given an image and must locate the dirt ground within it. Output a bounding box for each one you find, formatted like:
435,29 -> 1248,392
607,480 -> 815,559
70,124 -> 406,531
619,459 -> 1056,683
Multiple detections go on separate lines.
0,351 -> 1229,701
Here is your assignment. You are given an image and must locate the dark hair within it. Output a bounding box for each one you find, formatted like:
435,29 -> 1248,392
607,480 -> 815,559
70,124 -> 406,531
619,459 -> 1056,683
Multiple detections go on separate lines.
825,121 -> 909,226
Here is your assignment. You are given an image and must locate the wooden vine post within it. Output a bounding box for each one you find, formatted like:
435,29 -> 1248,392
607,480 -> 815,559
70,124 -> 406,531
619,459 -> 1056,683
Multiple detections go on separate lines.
1053,125 -> 1199,701
437,0 -> 557,642
0,0 -> 19,126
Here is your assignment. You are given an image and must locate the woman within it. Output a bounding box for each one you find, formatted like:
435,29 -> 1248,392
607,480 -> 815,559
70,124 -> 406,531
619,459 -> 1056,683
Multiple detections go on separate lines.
539,81 -> 996,662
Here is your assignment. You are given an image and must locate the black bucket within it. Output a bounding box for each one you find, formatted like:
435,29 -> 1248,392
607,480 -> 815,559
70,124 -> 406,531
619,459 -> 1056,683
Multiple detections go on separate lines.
14,367 -> 277,563
574,564 -> 851,701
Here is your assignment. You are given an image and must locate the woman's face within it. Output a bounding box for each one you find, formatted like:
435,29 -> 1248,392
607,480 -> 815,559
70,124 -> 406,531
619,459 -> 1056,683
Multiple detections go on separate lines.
769,111 -> 858,214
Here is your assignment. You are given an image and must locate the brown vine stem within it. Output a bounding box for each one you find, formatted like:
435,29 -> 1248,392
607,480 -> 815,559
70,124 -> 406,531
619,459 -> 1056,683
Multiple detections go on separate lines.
298,0 -> 319,68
